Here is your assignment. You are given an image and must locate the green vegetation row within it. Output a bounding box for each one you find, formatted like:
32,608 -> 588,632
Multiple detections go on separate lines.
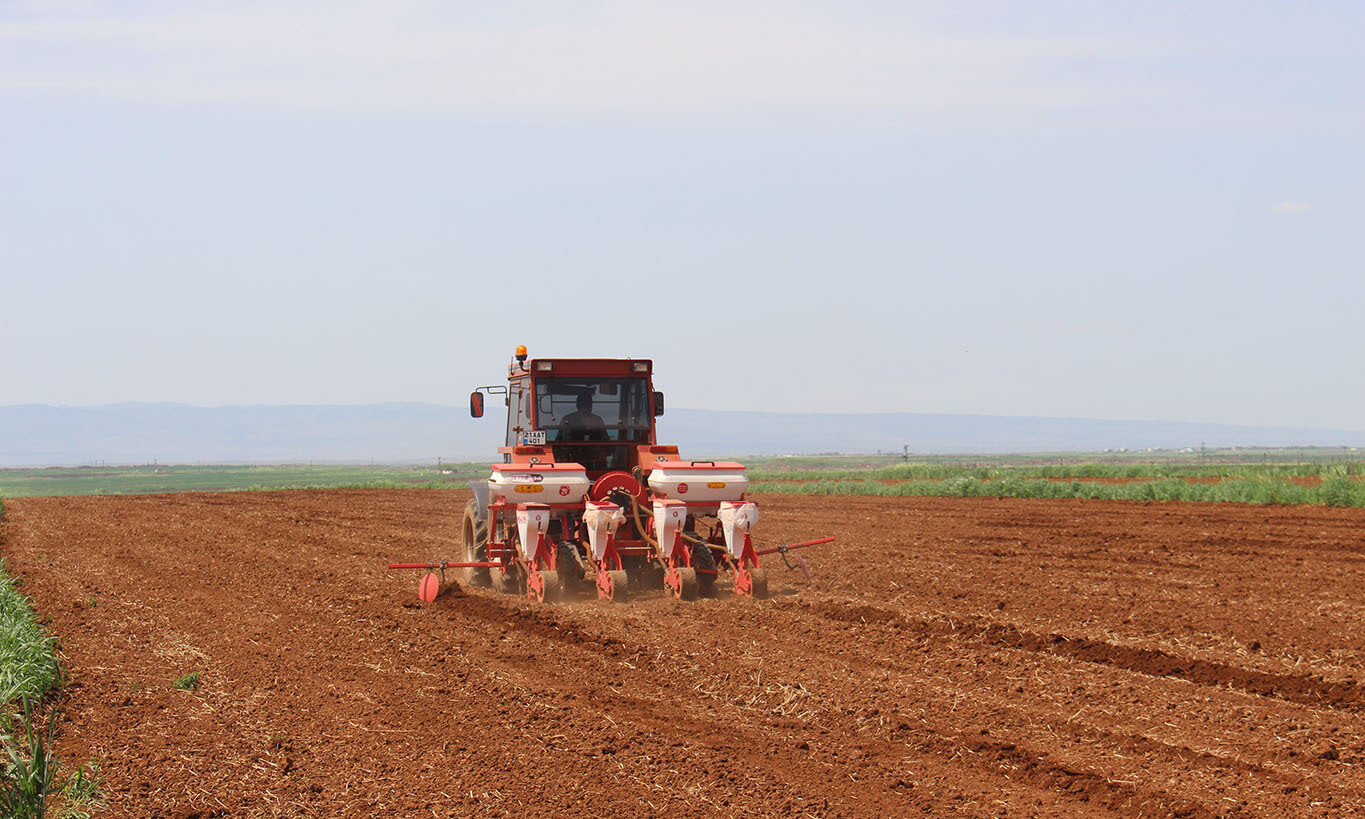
4,452 -> 1364,500
746,460 -> 1365,483
750,474 -> 1365,508
0,463 -> 486,499
742,446 -> 1362,470
0,516 -> 60,704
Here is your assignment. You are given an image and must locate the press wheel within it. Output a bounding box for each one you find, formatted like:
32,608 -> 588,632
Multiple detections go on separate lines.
667,567 -> 698,601
749,568 -> 768,600
598,569 -> 630,602
528,569 -> 561,603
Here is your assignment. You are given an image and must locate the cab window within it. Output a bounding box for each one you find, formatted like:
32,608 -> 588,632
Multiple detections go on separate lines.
534,378 -> 651,443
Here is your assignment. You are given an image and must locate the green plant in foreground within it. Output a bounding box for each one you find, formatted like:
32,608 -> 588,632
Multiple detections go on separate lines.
56,759 -> 103,819
0,700 -> 58,818
172,672 -> 201,692
0,701 -> 104,819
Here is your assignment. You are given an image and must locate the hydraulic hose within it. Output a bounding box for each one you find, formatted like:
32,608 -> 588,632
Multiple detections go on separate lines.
623,489 -> 658,549
618,491 -> 726,566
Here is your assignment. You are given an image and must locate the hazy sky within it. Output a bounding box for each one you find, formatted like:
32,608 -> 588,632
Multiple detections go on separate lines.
3,1 -> 1362,429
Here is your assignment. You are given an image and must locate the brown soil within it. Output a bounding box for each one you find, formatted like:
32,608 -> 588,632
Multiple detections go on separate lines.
5,490 -> 1365,818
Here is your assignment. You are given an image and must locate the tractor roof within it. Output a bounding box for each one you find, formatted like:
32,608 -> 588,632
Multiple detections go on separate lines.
509,358 -> 653,378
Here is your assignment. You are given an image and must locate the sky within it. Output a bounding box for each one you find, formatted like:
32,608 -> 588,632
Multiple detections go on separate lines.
2,1 -> 1362,429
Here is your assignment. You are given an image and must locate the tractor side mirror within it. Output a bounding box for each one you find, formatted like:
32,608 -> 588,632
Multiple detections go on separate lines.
653,391 -> 665,417
470,391 -> 484,418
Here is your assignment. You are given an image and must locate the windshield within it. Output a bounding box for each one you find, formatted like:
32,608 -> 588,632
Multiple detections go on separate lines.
534,377 -> 652,443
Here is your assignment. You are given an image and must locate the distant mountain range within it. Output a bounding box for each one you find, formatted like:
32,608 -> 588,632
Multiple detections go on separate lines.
1,402 -> 1362,467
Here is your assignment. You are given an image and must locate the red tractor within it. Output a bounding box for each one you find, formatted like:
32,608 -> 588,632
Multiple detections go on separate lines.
390,346 -> 831,603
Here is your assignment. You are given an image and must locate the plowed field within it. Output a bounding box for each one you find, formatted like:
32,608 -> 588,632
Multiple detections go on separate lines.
4,490 -> 1364,818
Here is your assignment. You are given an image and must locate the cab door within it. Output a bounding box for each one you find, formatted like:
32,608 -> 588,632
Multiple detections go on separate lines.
504,377 -> 534,447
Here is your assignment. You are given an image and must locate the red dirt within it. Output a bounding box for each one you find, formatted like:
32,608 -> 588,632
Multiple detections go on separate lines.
5,490 -> 1365,818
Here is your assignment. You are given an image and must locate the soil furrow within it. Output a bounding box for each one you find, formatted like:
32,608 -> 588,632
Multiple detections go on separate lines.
798,598 -> 1365,712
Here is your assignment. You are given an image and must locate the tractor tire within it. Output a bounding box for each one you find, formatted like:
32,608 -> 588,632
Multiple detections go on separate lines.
687,536 -> 718,597
460,500 -> 491,587
556,541 -> 586,597
630,556 -> 665,592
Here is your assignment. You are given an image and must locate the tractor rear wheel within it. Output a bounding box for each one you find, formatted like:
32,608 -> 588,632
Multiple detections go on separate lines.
460,500 -> 491,587
556,541 -> 586,597
632,557 -> 665,591
687,536 -> 718,597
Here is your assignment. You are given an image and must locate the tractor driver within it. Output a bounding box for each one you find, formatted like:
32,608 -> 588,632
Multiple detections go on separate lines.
560,392 -> 607,442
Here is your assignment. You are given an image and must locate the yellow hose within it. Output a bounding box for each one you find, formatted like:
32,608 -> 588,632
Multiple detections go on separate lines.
627,492 -> 658,548
623,493 -> 725,568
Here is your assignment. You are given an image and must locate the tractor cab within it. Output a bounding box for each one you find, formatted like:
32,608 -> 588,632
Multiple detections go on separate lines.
470,347 -> 667,480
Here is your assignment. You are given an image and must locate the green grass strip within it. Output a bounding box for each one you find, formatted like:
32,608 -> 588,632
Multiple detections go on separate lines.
750,474 -> 1365,508
0,501 -> 62,706
0,463 -> 489,498
747,460 -> 1365,482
